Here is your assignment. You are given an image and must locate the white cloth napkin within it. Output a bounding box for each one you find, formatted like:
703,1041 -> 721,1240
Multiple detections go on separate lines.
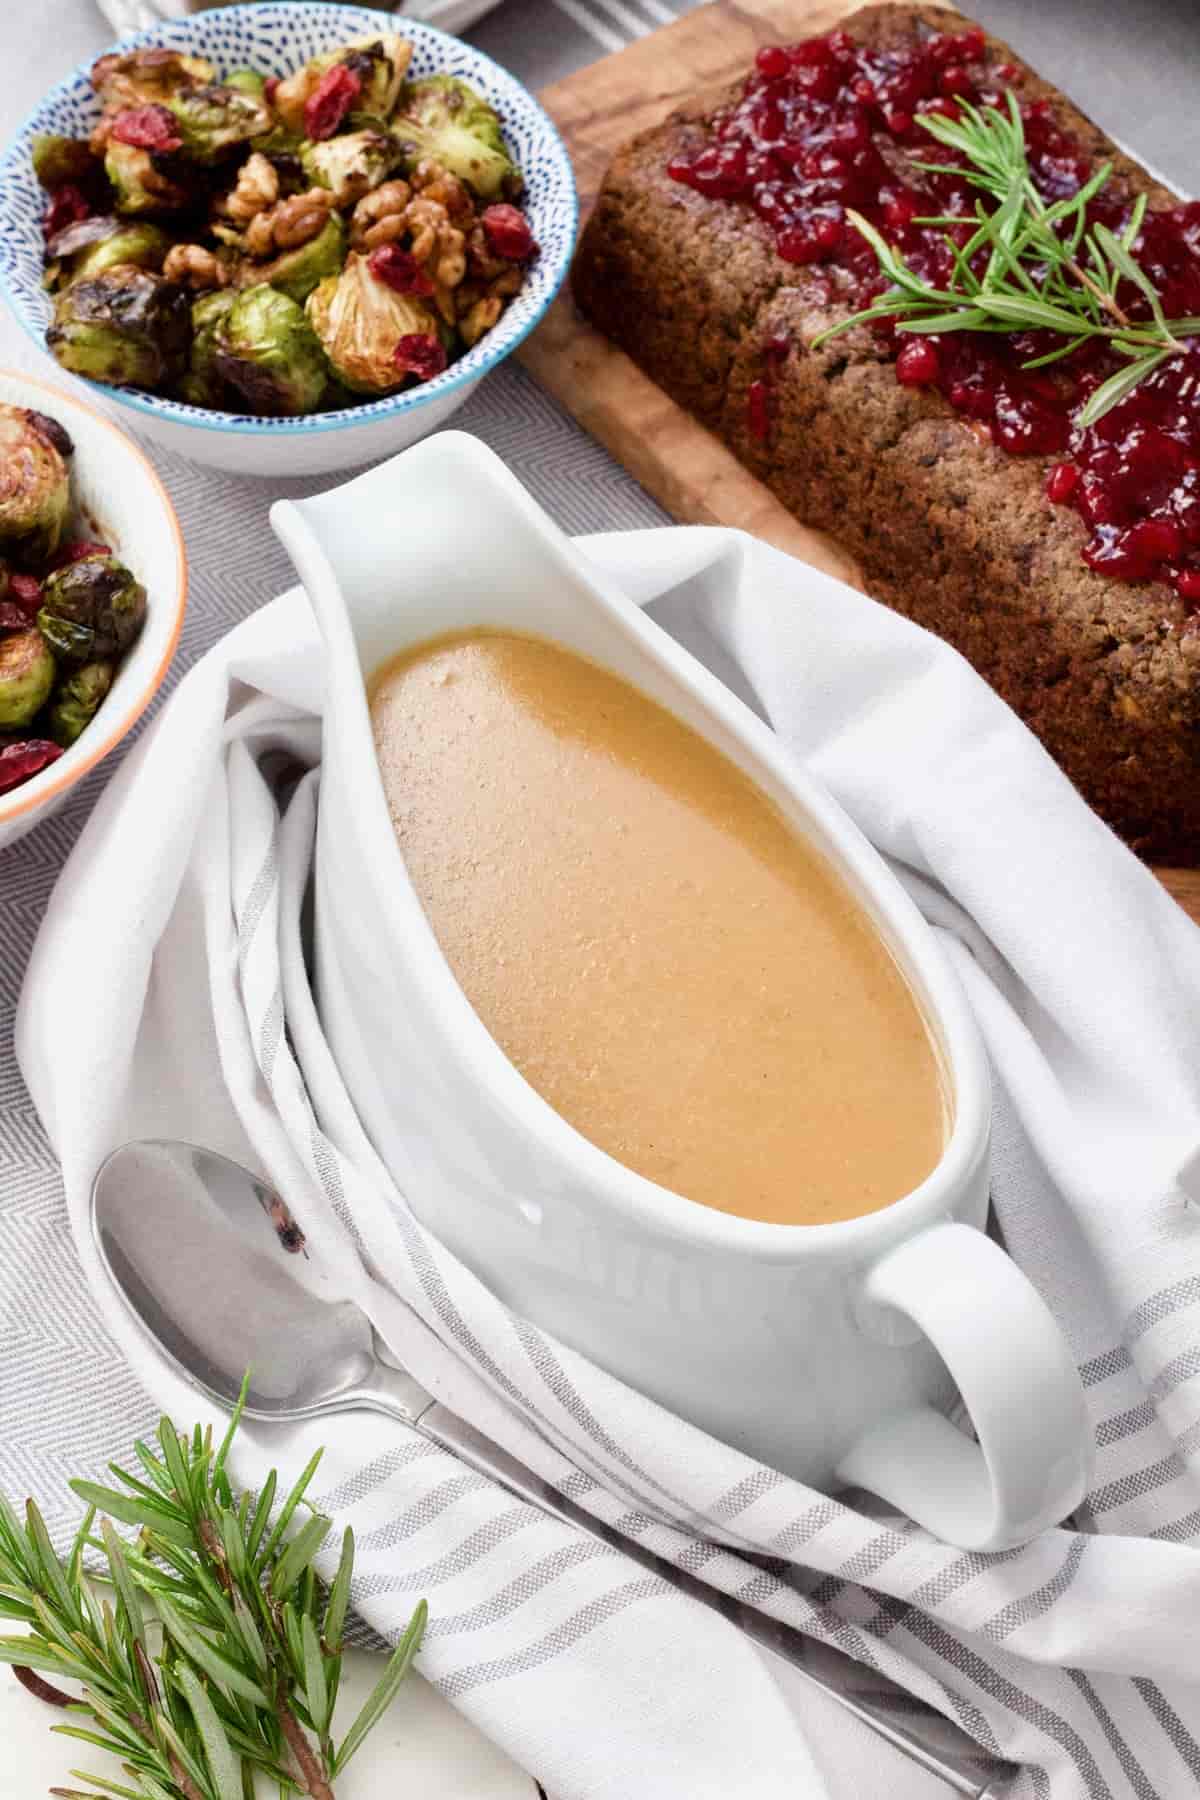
16,514 -> 1200,1800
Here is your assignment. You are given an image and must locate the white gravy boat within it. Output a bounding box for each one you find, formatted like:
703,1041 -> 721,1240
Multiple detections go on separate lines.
272,431 -> 1091,1551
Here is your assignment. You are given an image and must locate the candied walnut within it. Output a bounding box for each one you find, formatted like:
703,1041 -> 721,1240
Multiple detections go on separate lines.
408,158 -> 472,221
405,197 -> 465,289
349,179 -> 412,251
164,243 -> 230,290
244,187 -> 333,258
459,295 -> 502,348
218,151 -> 279,226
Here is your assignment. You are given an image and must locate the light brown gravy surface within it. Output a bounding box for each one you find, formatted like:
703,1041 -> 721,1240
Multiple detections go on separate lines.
368,630 -> 945,1225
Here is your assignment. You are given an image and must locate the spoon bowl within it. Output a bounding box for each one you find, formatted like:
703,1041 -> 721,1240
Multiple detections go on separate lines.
91,1138 -> 428,1423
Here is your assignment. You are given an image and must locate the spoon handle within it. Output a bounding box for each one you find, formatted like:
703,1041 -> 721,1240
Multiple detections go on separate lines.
403,1394 -> 1006,1798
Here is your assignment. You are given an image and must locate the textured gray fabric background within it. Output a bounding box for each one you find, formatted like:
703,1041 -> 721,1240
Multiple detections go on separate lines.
0,0 -> 1196,1625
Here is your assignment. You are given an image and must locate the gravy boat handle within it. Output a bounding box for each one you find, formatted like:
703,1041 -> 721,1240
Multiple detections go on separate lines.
840,1222 -> 1092,1550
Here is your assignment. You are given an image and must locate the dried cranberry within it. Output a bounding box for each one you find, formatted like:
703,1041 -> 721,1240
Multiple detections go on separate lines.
42,183 -> 90,243
762,332 -> 791,362
481,204 -> 537,262
1176,569 -> 1200,604
755,45 -> 790,80
1045,462 -> 1079,504
109,104 -> 182,152
896,339 -> 939,386
304,64 -> 362,141
0,602 -> 30,632
0,740 -> 62,796
394,334 -> 447,382
367,246 -> 434,297
49,539 -> 111,571
264,75 -> 280,105
747,378 -> 772,441
9,573 -> 41,616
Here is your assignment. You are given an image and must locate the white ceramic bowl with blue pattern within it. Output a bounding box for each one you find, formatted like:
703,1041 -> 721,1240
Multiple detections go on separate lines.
0,3 -> 577,476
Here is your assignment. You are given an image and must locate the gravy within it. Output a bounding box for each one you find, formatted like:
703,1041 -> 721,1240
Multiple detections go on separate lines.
369,630 -> 944,1225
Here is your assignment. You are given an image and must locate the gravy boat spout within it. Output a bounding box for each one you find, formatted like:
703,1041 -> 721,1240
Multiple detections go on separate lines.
270,432 -> 1090,1552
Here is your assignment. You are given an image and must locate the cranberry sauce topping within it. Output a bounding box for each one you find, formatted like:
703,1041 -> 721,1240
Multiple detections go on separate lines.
667,28 -> 1200,602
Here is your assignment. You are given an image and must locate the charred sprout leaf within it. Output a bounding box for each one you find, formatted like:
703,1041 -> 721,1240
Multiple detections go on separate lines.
225,67 -> 266,100
0,627 -> 56,728
0,404 -> 72,565
164,83 -> 272,165
214,284 -> 328,415
300,127 -> 400,207
391,74 -> 516,200
273,35 -> 412,135
178,286 -> 235,407
255,211 -> 346,305
38,555 -> 147,664
47,215 -> 170,287
103,139 -> 191,216
46,265 -> 191,392
32,133 -> 96,190
306,251 -> 439,394
90,47 -> 214,111
48,658 -> 115,746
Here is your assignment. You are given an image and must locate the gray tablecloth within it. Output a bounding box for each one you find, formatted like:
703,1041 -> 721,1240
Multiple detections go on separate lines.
0,1 -> 1196,1783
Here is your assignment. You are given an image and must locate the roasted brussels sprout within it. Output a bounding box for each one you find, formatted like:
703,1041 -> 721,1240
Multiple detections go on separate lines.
305,252 -> 441,394
38,554 -> 147,665
104,139 -> 191,215
225,68 -> 267,100
32,133 -> 96,189
213,285 -> 328,415
46,215 -> 170,286
299,128 -> 399,207
91,47 -> 214,110
0,405 -> 72,567
164,83 -> 272,165
273,35 -> 411,136
178,287 -> 235,407
0,628 -> 56,729
47,265 -> 191,392
254,212 -> 346,305
48,658 -> 116,747
391,75 -> 516,200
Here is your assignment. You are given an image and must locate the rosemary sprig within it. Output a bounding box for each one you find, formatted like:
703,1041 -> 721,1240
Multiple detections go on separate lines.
813,92 -> 1200,426
0,1380 -> 427,1800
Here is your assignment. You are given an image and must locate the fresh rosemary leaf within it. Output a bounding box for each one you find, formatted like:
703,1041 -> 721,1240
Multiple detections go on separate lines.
332,1599 -> 428,1777
301,1612 -> 329,1738
69,1485 -> 192,1548
155,1594 -> 273,1709
175,1663 -> 243,1800
260,1450 -> 323,1570
1077,346 -> 1175,426
270,1513 -> 331,1602
99,1522 -> 145,1648
323,1529 -> 353,1654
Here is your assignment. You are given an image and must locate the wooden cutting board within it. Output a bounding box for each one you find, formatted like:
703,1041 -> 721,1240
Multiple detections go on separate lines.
516,0 -> 1200,925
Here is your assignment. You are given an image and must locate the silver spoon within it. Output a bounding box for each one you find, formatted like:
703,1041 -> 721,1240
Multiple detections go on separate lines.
92,1138 -> 1005,1799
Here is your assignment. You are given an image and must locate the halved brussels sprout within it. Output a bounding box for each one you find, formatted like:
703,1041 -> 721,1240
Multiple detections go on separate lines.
104,139 -> 191,215
272,35 -> 412,135
305,252 -> 441,395
225,68 -> 267,100
91,48 -> 214,110
32,133 -> 97,189
0,405 -> 72,566
46,215 -> 170,286
48,658 -> 116,747
391,75 -> 517,200
213,284 -> 328,415
164,83 -> 272,165
0,628 -> 57,729
299,128 -> 399,207
46,265 -> 192,392
178,288 -> 235,408
38,554 -> 147,665
254,213 -> 346,306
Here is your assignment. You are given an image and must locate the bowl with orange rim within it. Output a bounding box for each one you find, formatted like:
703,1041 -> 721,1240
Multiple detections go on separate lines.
0,367 -> 187,852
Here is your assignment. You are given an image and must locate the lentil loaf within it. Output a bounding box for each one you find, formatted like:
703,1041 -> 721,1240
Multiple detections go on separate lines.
571,3 -> 1200,865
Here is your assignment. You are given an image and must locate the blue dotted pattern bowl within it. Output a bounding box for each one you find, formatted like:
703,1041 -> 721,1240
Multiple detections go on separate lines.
0,3 -> 578,474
